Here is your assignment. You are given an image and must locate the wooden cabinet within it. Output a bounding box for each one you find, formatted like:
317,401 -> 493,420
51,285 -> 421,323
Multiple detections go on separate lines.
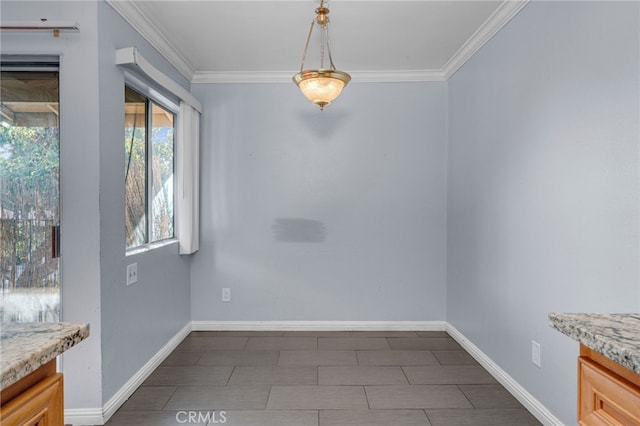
0,360 -> 64,426
579,345 -> 640,426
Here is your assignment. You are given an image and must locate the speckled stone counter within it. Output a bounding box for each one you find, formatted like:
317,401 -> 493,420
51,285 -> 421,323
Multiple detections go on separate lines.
549,313 -> 640,374
0,322 -> 89,390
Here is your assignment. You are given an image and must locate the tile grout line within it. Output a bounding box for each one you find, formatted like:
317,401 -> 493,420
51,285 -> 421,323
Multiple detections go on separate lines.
159,385 -> 180,411
362,385 -> 372,410
194,350 -> 206,366
423,409 -> 433,426
265,384 -> 273,410
224,365 -> 236,386
456,384 -> 476,408
431,349 -> 443,366
104,331 -> 543,425
400,365 -> 412,385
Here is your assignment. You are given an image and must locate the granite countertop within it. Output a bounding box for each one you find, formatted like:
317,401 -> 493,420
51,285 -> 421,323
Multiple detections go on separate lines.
549,313 -> 640,374
0,322 -> 89,390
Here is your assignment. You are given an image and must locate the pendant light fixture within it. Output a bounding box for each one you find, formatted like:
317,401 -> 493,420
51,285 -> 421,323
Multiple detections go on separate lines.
293,0 -> 351,110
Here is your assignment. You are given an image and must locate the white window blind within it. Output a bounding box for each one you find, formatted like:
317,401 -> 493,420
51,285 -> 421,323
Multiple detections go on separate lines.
176,102 -> 200,254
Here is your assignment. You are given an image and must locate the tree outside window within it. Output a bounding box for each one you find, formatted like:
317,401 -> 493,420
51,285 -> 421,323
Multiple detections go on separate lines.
125,86 -> 174,249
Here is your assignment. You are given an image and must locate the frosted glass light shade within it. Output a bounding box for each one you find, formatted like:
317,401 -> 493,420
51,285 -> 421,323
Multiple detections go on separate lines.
293,69 -> 351,110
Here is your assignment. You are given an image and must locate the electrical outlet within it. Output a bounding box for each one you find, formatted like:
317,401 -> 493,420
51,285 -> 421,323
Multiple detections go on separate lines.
126,263 -> 138,286
222,288 -> 231,302
531,340 -> 541,368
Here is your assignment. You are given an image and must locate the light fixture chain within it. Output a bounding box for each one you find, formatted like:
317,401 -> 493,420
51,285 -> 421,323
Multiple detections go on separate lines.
292,0 -> 351,110
320,23 -> 326,69
299,18 -> 316,72
325,23 -> 337,71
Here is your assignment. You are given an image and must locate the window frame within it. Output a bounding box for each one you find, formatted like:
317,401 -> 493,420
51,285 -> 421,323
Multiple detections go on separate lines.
124,77 -> 178,252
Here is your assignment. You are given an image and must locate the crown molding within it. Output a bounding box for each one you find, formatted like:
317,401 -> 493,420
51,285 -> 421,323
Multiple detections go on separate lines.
442,0 -> 530,79
350,69 -> 446,83
105,0 -> 195,81
192,71 -> 293,84
192,69 -> 446,84
109,0 -> 529,85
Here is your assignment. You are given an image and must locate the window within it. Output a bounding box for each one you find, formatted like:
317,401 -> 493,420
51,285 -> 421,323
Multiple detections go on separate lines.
124,86 -> 175,249
0,65 -> 61,322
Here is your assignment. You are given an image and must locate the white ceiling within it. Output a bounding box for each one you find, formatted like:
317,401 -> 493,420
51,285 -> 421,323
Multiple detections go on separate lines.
107,0 -> 529,83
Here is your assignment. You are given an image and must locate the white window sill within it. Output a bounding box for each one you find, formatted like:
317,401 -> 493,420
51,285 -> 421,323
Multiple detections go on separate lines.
126,239 -> 178,257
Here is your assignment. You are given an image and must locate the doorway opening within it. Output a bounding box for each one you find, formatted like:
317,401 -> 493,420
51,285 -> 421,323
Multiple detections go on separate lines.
0,62 -> 60,322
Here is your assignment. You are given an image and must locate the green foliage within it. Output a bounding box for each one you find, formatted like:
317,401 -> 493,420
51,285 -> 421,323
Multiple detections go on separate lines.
0,126 -> 59,290
0,127 -> 59,199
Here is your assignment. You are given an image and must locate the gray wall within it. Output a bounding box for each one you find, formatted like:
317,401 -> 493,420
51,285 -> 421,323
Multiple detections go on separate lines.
4,1 -> 639,423
190,82 -> 448,321
1,0 -> 104,410
446,1 -> 639,424
1,0 -> 192,410
97,2 -> 192,402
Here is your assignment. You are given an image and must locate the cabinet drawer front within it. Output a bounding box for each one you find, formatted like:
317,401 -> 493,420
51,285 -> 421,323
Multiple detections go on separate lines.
0,373 -> 63,426
579,357 -> 640,426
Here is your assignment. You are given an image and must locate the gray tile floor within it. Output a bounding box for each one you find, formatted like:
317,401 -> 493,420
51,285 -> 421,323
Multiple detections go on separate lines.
104,331 -> 541,426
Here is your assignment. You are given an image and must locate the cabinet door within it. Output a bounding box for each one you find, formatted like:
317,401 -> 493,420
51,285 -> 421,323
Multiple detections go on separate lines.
579,357 -> 640,426
0,373 -> 63,426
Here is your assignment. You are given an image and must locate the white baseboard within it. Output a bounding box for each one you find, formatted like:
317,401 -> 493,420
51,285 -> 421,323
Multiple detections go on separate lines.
65,320 -> 562,426
445,323 -> 564,426
191,320 -> 447,331
64,322 -> 192,426
62,408 -> 103,426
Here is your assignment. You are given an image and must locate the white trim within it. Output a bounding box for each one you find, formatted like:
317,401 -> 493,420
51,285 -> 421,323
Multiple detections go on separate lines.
64,321 -> 562,425
445,323 -> 564,426
109,0 -> 528,85
64,322 -> 192,426
191,69 -> 447,84
350,70 -> 446,83
441,0 -> 530,79
192,71 -> 294,85
116,47 -> 202,112
105,0 -> 194,81
62,408 -> 103,426
101,323 -> 191,422
125,239 -> 178,257
191,320 -> 446,331
176,102 -> 200,255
